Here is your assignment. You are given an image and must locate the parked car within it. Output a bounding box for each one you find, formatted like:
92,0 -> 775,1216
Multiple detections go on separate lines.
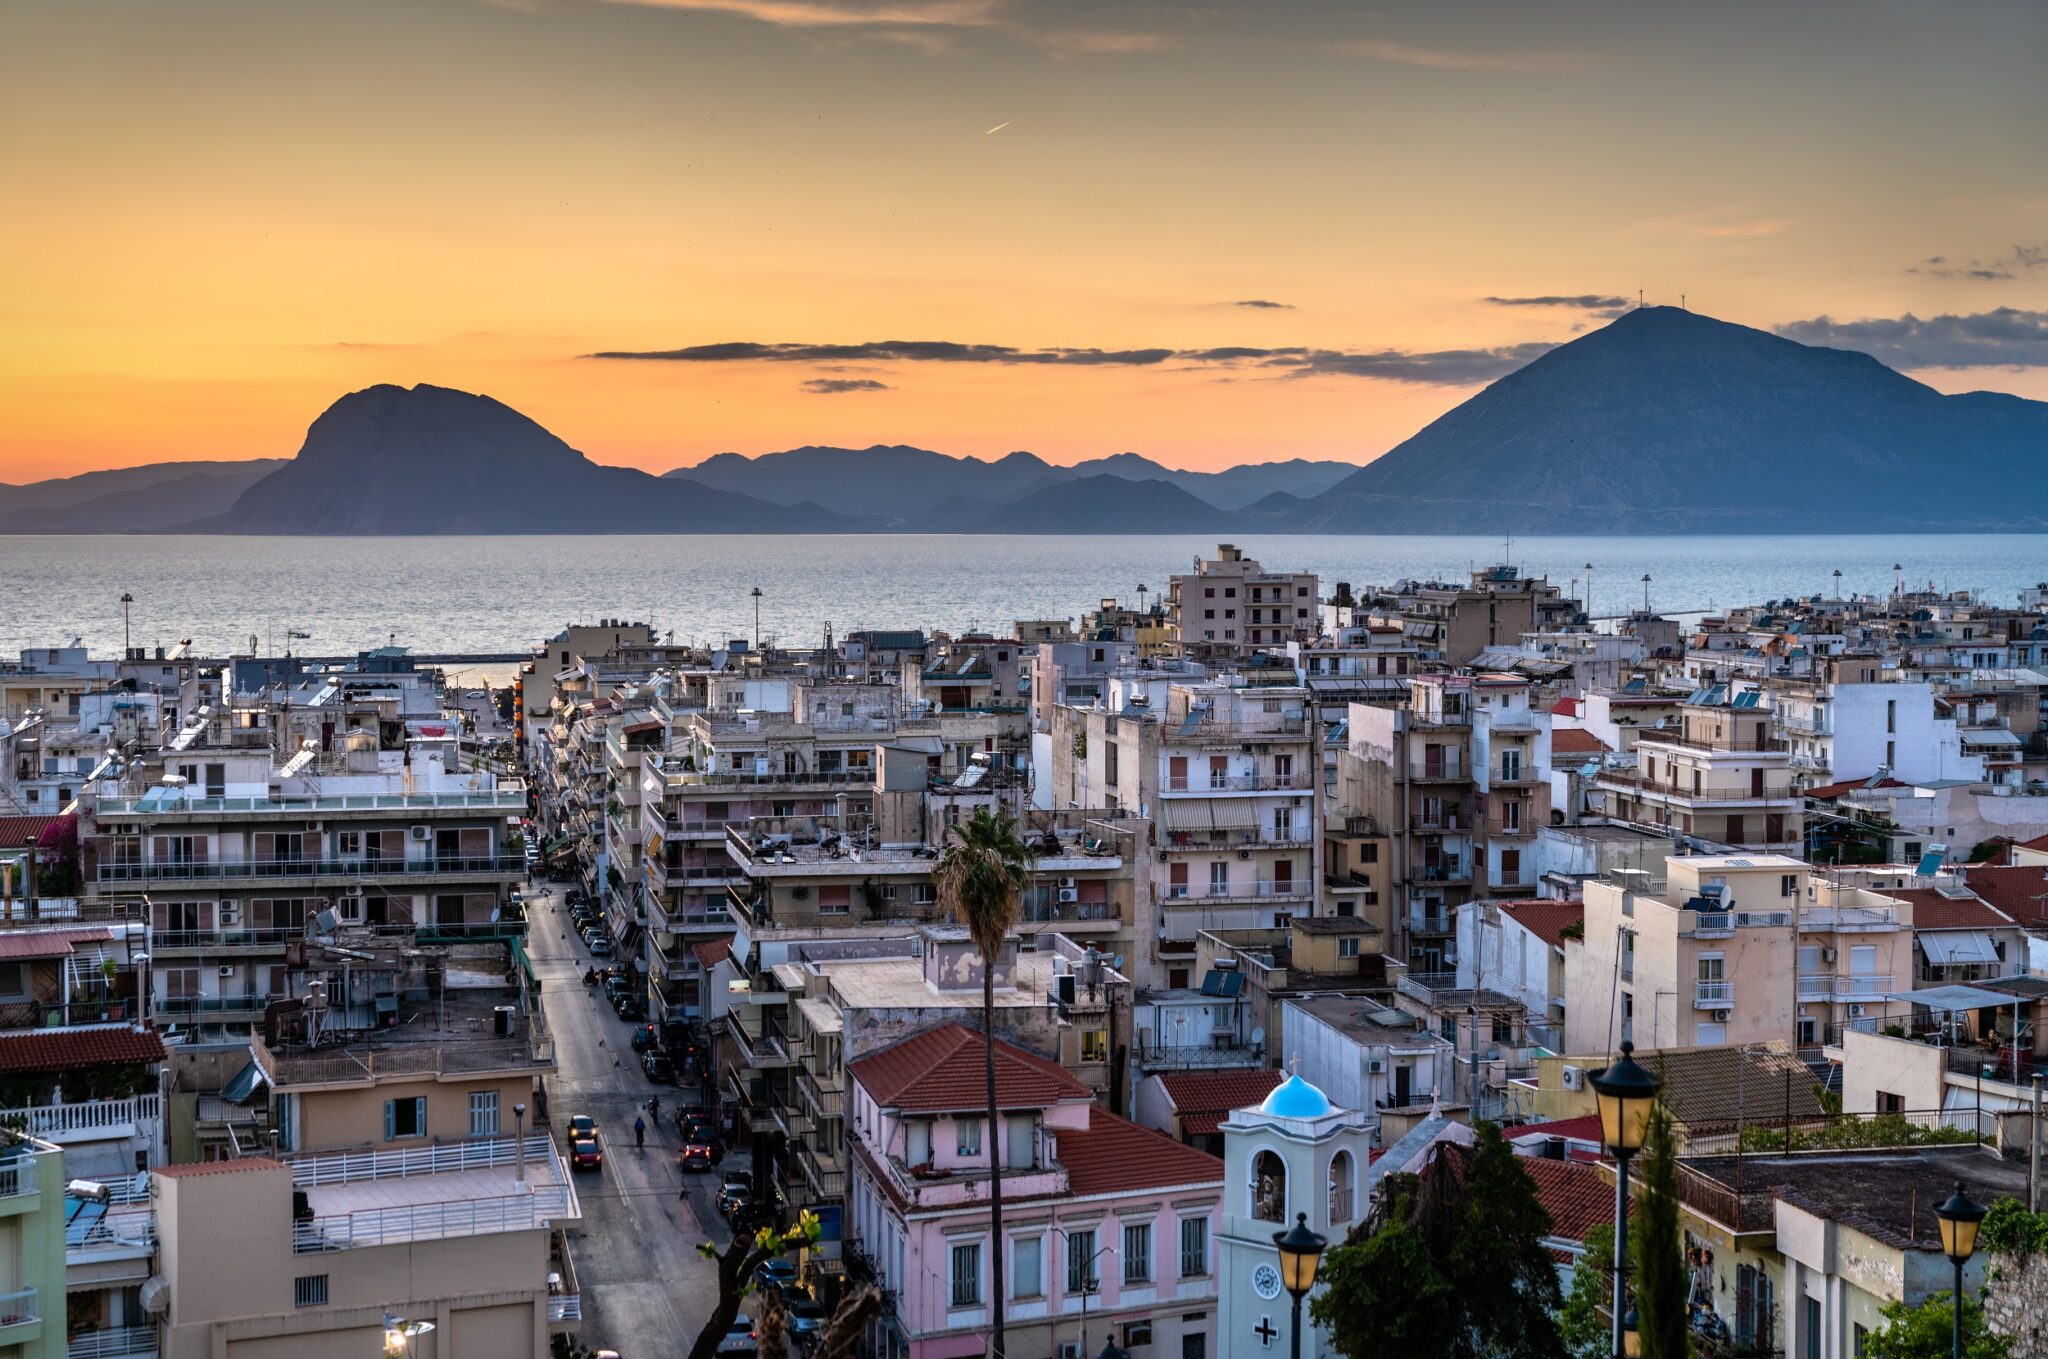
641,1051 -> 677,1084
716,1171 -> 754,1218
752,1258 -> 799,1293
680,1140 -> 714,1171
786,1300 -> 828,1349
715,1318 -> 757,1355
586,937 -> 615,958
569,1136 -> 603,1172
679,1112 -> 715,1143
630,1024 -> 661,1052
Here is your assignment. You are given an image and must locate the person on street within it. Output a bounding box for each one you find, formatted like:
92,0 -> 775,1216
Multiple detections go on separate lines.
634,1116 -> 646,1150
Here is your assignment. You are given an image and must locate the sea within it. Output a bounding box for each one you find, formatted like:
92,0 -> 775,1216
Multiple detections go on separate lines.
2,534 -> 2045,679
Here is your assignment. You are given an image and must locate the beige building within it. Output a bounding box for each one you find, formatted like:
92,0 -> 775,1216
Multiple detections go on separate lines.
154,1133 -> 579,1359
1589,688 -> 1804,853
1166,544 -> 1317,658
1565,854 -> 1914,1053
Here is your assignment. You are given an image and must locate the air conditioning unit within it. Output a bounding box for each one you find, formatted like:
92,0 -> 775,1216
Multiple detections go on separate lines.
1561,1065 -> 1585,1091
1058,877 -> 1078,889
1237,849 -> 1251,860
1057,888 -> 1079,904
1821,947 -> 1838,963
219,903 -> 241,926
1714,1009 -> 1732,1023
1368,1058 -> 1384,1073
1848,1003 -> 1868,1018
217,965 -> 236,977
409,824 -> 431,841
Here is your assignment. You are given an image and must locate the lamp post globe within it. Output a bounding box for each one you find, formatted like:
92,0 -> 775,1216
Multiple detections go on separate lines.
1273,1212 -> 1328,1359
1934,1181 -> 1987,1359
1590,1041 -> 1660,1359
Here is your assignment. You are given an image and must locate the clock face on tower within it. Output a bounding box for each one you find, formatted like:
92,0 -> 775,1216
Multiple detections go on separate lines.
1253,1263 -> 1283,1300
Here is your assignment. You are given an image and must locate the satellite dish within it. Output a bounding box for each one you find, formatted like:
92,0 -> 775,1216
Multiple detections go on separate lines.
1250,1026 -> 1266,1047
1112,954 -> 1125,971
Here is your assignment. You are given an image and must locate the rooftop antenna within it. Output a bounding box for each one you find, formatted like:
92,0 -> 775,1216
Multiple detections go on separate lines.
1638,288 -> 1645,308
1681,294 -> 1687,311
1585,563 -> 1594,622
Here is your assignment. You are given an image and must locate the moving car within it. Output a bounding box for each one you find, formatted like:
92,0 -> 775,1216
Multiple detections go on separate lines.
586,937 -> 614,958
680,1140 -> 714,1172
567,1114 -> 598,1140
716,1171 -> 754,1218
715,1318 -> 757,1355
786,1300 -> 828,1350
569,1136 -> 603,1172
679,1113 -> 715,1144
641,1051 -> 676,1084
752,1258 -> 798,1293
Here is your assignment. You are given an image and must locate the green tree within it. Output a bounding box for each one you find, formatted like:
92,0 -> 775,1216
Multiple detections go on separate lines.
933,807 -> 1034,1359
1311,1123 -> 1566,1359
1863,1290 -> 2007,1359
684,1212 -> 822,1359
1558,1222 -> 1624,1359
1634,1103 -> 1688,1359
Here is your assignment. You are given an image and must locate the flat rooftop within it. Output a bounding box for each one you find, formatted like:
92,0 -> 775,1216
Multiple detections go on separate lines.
1289,993 -> 1443,1046
1683,1146 -> 2024,1249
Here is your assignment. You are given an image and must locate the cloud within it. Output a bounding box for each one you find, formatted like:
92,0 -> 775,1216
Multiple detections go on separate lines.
1333,38 -> 1573,72
801,378 -> 893,394
588,335 -> 1552,386
1631,211 -> 1794,242
1483,294 -> 1629,311
1906,244 -> 2047,281
1773,307 -> 2048,370
1232,299 -> 1293,310
1030,29 -> 1173,55
590,0 -> 997,26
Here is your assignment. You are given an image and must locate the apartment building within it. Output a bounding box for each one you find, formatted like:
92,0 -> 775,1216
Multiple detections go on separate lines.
0,1132 -> 66,1359
1166,544 -> 1318,658
1454,897 -> 1583,1052
1284,993 -> 1456,1120
1337,674 -> 1549,973
153,1133 -> 579,1359
514,619 -> 657,763
1373,565 -> 1575,666
1563,854 -> 1914,1053
844,1023 -> 1223,1359
1589,687 -> 1804,854
1768,663 -> 1985,787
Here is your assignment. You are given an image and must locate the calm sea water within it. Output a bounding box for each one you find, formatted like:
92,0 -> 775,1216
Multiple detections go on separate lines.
1,534 -> 2044,671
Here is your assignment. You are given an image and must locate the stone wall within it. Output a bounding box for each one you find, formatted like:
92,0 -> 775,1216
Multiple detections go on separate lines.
1986,1250 -> 2048,1358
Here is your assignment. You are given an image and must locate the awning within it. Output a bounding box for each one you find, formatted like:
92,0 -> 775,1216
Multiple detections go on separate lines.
1962,728 -> 2023,747
1161,800 -> 1213,831
1206,797 -> 1259,830
1920,931 -> 2001,966
1888,982 -> 2017,1011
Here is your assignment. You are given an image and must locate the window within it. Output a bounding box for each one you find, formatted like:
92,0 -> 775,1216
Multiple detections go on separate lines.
385,1096 -> 426,1140
1179,1216 -> 1208,1276
1780,873 -> 1798,898
1500,800 -> 1521,832
1123,1222 -> 1152,1283
1081,1028 -> 1108,1062
1854,1322 -> 1870,1358
294,1275 -> 329,1308
1876,1090 -> 1904,1114
1491,1014 -> 1512,1043
337,831 -> 361,855
1360,842 -> 1378,864
956,1117 -> 983,1157
1182,1337 -> 1207,1359
1066,1228 -> 1098,1292
1124,1321 -> 1154,1347
1338,937 -> 1360,959
1209,861 -> 1229,895
469,1090 -> 500,1137
1696,1022 -> 1726,1046
1012,1234 -> 1043,1298
0,962 -> 26,1001
950,1241 -> 982,1307
1251,1149 -> 1287,1222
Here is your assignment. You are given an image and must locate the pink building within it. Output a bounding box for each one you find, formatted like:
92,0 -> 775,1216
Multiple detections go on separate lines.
845,1022 -> 1225,1359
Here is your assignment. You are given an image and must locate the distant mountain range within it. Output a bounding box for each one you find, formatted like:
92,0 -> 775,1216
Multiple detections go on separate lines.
11,306 -> 2046,534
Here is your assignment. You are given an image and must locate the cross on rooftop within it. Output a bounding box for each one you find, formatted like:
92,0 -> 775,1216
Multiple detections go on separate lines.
1256,1317 -> 1278,1346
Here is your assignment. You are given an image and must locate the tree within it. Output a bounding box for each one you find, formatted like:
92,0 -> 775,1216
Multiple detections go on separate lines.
1863,1291 -> 2008,1359
933,807 -> 1034,1359
683,1212 -> 821,1359
1311,1123 -> 1566,1359
1558,1222 -> 1623,1359
1634,1102 -> 1688,1359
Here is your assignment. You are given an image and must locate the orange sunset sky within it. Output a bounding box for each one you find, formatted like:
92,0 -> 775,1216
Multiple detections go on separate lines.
2,0 -> 2045,484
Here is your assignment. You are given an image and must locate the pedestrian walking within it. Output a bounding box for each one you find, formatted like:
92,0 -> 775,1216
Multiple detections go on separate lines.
634,1116 -> 646,1150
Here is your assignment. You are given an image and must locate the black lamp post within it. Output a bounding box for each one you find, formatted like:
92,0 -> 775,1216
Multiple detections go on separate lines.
1934,1180 -> 1986,1359
1274,1211 -> 1328,1359
1590,1040 -> 1660,1359
1096,1342 -> 1131,1359
1620,1304 -> 1641,1359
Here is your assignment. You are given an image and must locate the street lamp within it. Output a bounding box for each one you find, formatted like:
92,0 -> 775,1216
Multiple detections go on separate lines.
1096,1343 -> 1131,1359
1590,1040 -> 1660,1359
381,1312 -> 435,1357
513,1102 -> 528,1183
1273,1211 -> 1328,1359
1620,1304 -> 1641,1358
1934,1180 -> 1986,1359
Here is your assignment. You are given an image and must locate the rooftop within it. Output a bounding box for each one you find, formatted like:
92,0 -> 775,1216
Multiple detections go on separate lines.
1497,899 -> 1586,950
1682,1146 -> 2024,1249
256,973 -> 552,1086
1156,1067 -> 1284,1134
1288,993 -> 1443,1046
0,1022 -> 164,1074
1963,865 -> 2048,927
849,1022 -> 1092,1113
1055,1111 -> 1225,1195
285,1135 -> 577,1253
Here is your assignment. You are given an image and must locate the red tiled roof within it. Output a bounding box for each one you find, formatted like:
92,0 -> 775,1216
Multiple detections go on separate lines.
1964,866 -> 2048,928
1156,1068 -> 1283,1126
1498,899 -> 1585,950
0,927 -> 112,961
1520,1154 -> 1630,1246
0,816 -> 59,849
1883,888 -> 2015,931
2015,832 -> 2048,854
1549,728 -> 1609,756
850,1022 -> 1091,1113
1550,698 -> 1580,718
0,1023 -> 165,1074
1804,776 -> 1909,801
1507,1114 -> 1604,1144
689,936 -> 734,968
1055,1110 -> 1223,1196
154,1157 -> 284,1178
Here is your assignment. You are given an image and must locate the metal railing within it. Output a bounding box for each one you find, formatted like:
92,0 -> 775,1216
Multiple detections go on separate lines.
99,854 -> 525,883
1163,773 -> 1311,792
1797,974 -> 1893,1001
67,1324 -> 157,1359
97,790 -> 525,816
15,1094 -> 161,1138
1593,770 -> 1798,802
0,1162 -> 32,1199
1694,981 -> 1734,1008
547,1296 -> 582,1324
1410,760 -> 1467,781
1684,911 -> 1735,938
1164,880 -> 1311,903
294,1184 -> 572,1253
0,1287 -> 39,1329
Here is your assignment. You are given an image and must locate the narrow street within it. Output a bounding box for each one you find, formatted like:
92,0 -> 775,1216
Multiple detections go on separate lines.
529,882 -> 730,1356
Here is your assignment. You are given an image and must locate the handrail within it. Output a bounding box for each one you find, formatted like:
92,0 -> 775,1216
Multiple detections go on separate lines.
284,1133 -> 557,1185
67,1324 -> 158,1359
97,791 -> 524,815
99,854 -> 525,883
16,1094 -> 161,1137
293,1184 -> 570,1253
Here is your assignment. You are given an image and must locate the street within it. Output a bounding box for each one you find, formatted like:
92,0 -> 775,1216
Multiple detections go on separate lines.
528,883 -> 729,1356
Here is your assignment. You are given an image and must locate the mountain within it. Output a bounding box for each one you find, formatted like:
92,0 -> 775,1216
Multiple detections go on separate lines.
937,474 -> 1245,534
1064,453 -> 1357,509
668,445 -> 1057,519
0,460 -> 284,532
1300,306 -> 2048,533
189,384 -> 842,534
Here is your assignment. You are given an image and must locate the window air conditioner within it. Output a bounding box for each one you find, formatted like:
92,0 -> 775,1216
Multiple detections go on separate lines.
1561,1065 -> 1585,1091
218,965 -> 236,977
1057,889 -> 1079,903
410,824 -> 431,841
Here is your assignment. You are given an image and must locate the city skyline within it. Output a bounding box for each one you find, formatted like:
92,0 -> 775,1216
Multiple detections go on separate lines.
3,0 -> 2045,482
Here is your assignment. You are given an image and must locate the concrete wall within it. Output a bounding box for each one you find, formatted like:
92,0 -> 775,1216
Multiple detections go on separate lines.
1840,1029 -> 1949,1114
291,1073 -> 537,1153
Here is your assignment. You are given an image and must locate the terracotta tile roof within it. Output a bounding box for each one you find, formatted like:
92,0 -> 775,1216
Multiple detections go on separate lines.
1498,899 -> 1585,950
1156,1068 -> 1283,1128
1507,1114 -> 1604,1144
1805,776 -> 1909,801
689,935 -> 734,968
0,926 -> 112,961
154,1157 -> 284,1178
1549,698 -> 1580,718
1625,1041 -> 1824,1132
1055,1110 -> 1223,1196
1964,865 -> 2048,928
2014,832 -> 2048,854
0,815 -> 59,849
1549,728 -> 1609,756
850,1022 -> 1091,1113
1883,888 -> 2015,931
0,1022 -> 165,1074
1520,1154 -> 1630,1246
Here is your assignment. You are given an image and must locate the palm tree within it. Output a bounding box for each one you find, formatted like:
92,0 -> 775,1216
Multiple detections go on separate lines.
933,807 -> 1034,1359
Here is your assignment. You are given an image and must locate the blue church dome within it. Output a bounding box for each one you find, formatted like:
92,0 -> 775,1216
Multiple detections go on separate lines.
1257,1073 -> 1335,1119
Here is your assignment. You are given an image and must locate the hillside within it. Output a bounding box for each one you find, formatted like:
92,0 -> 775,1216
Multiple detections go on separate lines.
191,384 -> 840,534
0,460 -> 284,532
668,445 -> 1057,519
941,474 -> 1245,534
1300,306 -> 2048,533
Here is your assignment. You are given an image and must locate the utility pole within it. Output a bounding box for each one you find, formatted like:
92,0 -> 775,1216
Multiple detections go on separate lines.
120,592 -> 134,658
750,587 -> 763,652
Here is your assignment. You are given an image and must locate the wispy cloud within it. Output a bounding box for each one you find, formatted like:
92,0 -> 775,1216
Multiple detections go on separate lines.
590,0 -> 997,27
1907,245 -> 2047,282
1774,307 -> 2048,370
1031,29 -> 1173,55
1631,211 -> 1794,243
1231,299 -> 1293,310
1333,38 -> 1574,72
801,377 -> 893,394
588,335 -> 1552,386
1483,294 -> 1629,311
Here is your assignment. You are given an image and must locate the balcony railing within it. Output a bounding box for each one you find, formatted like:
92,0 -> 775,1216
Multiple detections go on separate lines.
1411,760 -> 1467,782
96,790 -> 526,816
1684,912 -> 1735,938
1163,880 -> 1311,904
1635,732 -> 1788,754
1694,981 -> 1734,1009
294,1185 -> 572,1253
547,1296 -> 582,1324
1797,974 -> 1894,1002
0,1161 -> 33,1199
0,1287 -> 39,1331
1593,770 -> 1797,803
1163,774 -> 1311,793
14,1094 -> 161,1139
149,928 -> 299,951
67,1324 -> 157,1359
98,854 -> 526,883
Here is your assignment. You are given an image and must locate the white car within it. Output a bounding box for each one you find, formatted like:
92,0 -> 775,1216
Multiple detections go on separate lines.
716,1317 -> 757,1355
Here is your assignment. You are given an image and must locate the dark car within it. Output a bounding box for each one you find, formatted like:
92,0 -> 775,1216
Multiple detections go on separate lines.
630,1023 -> 660,1052
567,1113 -> 598,1139
716,1170 -> 753,1216
786,1301 -> 828,1350
569,1135 -> 603,1172
752,1257 -> 798,1293
679,1111 -> 715,1141
641,1051 -> 677,1084
614,995 -> 645,1022
679,1140 -> 714,1171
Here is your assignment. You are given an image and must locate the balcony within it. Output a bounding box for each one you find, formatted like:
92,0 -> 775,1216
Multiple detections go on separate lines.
1418,860 -> 1469,885
1694,981 -> 1734,1009
1407,911 -> 1452,937
797,1141 -> 848,1201
95,790 -> 527,818
1162,773 -> 1312,793
148,927 -> 299,955
1797,973 -> 1893,1003
798,1066 -> 846,1121
67,1325 -> 157,1359
98,854 -> 526,885
1683,912 -> 1735,939
13,1093 -> 161,1142
1410,760 -> 1467,783
1489,767 -> 1541,787
0,1288 -> 41,1346
1635,732 -> 1788,755
1592,770 -> 1798,804
1800,905 -> 1900,933
1162,880 -> 1313,905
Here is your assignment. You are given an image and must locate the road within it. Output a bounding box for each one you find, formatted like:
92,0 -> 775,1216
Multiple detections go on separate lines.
529,882 -> 731,1356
